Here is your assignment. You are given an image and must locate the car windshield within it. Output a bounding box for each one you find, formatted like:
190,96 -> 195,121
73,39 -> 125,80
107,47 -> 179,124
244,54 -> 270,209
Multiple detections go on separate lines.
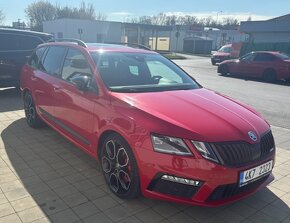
218,46 -> 232,53
276,52 -> 290,60
90,52 -> 200,93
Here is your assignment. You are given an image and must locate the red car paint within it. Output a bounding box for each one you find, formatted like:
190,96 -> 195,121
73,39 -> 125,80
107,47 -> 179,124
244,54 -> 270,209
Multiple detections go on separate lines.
20,42 -> 275,206
218,51 -> 290,81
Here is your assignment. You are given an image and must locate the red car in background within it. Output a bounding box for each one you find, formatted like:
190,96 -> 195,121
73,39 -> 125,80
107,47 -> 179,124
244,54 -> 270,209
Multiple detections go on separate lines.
20,40 -> 275,206
218,51 -> 290,82
211,43 -> 242,65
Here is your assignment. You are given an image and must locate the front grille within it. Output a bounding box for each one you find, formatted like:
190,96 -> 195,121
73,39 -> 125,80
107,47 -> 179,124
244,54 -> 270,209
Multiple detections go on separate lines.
147,177 -> 200,199
209,131 -> 274,167
207,174 -> 270,202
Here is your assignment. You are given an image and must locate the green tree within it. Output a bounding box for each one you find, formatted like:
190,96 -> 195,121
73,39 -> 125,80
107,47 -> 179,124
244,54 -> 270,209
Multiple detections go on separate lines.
25,1 -> 57,31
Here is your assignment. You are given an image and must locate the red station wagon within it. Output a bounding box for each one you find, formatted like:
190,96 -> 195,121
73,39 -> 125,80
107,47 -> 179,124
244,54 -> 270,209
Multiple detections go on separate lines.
20,40 -> 275,206
218,51 -> 290,82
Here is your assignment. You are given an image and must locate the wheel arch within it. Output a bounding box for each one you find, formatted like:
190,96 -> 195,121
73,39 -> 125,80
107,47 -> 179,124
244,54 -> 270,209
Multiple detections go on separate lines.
97,130 -> 123,159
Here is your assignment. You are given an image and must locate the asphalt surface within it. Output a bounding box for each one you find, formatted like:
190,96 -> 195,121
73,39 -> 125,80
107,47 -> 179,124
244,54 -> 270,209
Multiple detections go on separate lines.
174,55 -> 290,130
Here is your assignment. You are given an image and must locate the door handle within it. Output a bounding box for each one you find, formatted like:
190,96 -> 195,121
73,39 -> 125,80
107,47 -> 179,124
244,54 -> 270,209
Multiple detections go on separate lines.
31,76 -> 37,81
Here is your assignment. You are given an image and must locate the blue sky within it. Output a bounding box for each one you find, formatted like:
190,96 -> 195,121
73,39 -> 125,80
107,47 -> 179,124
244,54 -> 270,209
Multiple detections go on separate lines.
1,0 -> 289,25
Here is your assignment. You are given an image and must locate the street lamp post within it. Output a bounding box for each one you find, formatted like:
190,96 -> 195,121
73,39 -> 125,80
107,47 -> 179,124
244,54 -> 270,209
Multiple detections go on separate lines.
216,11 -> 223,23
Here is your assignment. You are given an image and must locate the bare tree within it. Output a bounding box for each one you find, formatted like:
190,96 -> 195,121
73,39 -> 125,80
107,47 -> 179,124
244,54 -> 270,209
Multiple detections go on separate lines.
25,1 -> 57,31
96,12 -> 107,21
0,10 -> 5,25
132,13 -> 241,30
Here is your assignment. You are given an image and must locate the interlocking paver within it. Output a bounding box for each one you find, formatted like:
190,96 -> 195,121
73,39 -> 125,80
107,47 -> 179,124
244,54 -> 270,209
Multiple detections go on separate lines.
104,204 -> 131,221
246,211 -> 280,223
83,213 -> 112,223
10,196 -> 37,212
0,214 -> 22,223
49,209 -> 80,223
135,208 -> 165,223
17,206 -> 45,222
0,202 -> 14,218
92,196 -> 118,211
168,212 -> 197,223
4,187 -> 29,202
39,198 -> 68,216
62,192 -> 88,208
72,201 -> 100,219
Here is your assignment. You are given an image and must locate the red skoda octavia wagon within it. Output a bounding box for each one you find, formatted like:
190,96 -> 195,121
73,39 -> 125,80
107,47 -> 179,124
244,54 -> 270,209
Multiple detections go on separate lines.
20,40 -> 275,206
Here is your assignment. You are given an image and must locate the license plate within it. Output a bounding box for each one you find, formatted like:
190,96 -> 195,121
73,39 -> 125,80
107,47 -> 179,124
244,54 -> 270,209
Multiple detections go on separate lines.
239,160 -> 273,187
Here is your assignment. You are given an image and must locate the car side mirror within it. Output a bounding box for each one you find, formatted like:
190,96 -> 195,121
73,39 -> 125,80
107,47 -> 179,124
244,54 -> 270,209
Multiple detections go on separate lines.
70,74 -> 91,91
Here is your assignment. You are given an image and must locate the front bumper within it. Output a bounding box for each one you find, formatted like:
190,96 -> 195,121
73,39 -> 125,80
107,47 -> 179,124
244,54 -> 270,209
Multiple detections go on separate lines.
137,144 -> 275,207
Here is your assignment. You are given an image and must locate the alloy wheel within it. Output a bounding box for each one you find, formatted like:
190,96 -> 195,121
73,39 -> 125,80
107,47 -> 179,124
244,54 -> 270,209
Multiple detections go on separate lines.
101,139 -> 132,195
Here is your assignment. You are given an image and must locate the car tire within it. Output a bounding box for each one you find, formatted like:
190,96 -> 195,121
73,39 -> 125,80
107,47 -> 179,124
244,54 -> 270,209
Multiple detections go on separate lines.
211,59 -> 216,65
219,65 -> 229,76
100,133 -> 140,199
263,69 -> 277,82
23,92 -> 44,128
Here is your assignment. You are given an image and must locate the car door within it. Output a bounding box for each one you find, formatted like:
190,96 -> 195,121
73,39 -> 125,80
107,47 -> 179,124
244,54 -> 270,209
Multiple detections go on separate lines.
246,53 -> 276,77
0,33 -> 44,87
33,46 -> 67,119
52,47 -> 97,150
235,53 -> 256,75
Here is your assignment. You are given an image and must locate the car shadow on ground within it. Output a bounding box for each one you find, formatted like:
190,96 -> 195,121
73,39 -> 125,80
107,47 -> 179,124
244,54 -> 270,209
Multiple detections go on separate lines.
0,87 -> 23,112
1,118 -> 289,222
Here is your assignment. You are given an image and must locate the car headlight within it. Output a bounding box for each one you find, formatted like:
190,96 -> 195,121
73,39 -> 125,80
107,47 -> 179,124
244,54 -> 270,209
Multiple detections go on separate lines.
192,141 -> 219,163
151,134 -> 192,156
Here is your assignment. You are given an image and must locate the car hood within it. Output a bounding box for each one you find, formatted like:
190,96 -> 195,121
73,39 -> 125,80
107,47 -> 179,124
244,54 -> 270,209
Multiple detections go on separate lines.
111,88 -> 269,143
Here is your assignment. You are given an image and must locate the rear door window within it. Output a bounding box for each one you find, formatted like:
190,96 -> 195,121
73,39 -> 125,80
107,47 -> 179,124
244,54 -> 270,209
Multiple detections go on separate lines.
254,53 -> 275,62
28,47 -> 47,68
42,46 -> 67,76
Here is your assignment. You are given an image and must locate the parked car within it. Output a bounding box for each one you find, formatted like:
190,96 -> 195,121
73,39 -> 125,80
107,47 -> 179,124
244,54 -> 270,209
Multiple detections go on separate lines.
217,51 -> 290,82
0,28 -> 53,88
211,43 -> 242,65
20,40 -> 275,206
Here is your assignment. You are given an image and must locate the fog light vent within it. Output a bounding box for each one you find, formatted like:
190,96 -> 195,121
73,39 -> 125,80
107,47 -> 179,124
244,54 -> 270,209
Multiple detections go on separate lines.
147,174 -> 202,199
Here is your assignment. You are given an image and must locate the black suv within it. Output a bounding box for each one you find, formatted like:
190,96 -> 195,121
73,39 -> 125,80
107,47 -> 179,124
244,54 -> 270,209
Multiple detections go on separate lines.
0,28 -> 53,88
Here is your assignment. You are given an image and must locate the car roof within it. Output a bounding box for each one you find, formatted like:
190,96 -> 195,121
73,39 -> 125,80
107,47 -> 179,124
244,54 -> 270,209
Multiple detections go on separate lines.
39,42 -> 158,54
0,28 -> 53,39
251,51 -> 281,55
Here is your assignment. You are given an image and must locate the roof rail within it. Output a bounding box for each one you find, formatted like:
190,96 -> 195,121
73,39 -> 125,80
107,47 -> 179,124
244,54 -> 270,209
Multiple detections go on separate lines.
49,38 -> 87,48
105,42 -> 151,50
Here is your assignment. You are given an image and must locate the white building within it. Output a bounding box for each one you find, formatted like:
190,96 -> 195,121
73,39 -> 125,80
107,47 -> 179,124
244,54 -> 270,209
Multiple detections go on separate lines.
43,19 -> 122,43
43,18 -> 245,53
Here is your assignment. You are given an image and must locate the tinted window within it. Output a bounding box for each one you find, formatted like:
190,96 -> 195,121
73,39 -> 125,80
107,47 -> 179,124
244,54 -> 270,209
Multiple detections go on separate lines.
42,46 -> 66,76
0,33 -> 43,51
218,46 -> 232,53
254,53 -> 275,62
28,47 -> 47,68
240,53 -> 255,61
61,48 -> 92,80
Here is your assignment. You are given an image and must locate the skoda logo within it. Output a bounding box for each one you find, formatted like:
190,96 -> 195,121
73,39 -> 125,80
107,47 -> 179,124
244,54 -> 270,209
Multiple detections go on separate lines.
248,131 -> 257,142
